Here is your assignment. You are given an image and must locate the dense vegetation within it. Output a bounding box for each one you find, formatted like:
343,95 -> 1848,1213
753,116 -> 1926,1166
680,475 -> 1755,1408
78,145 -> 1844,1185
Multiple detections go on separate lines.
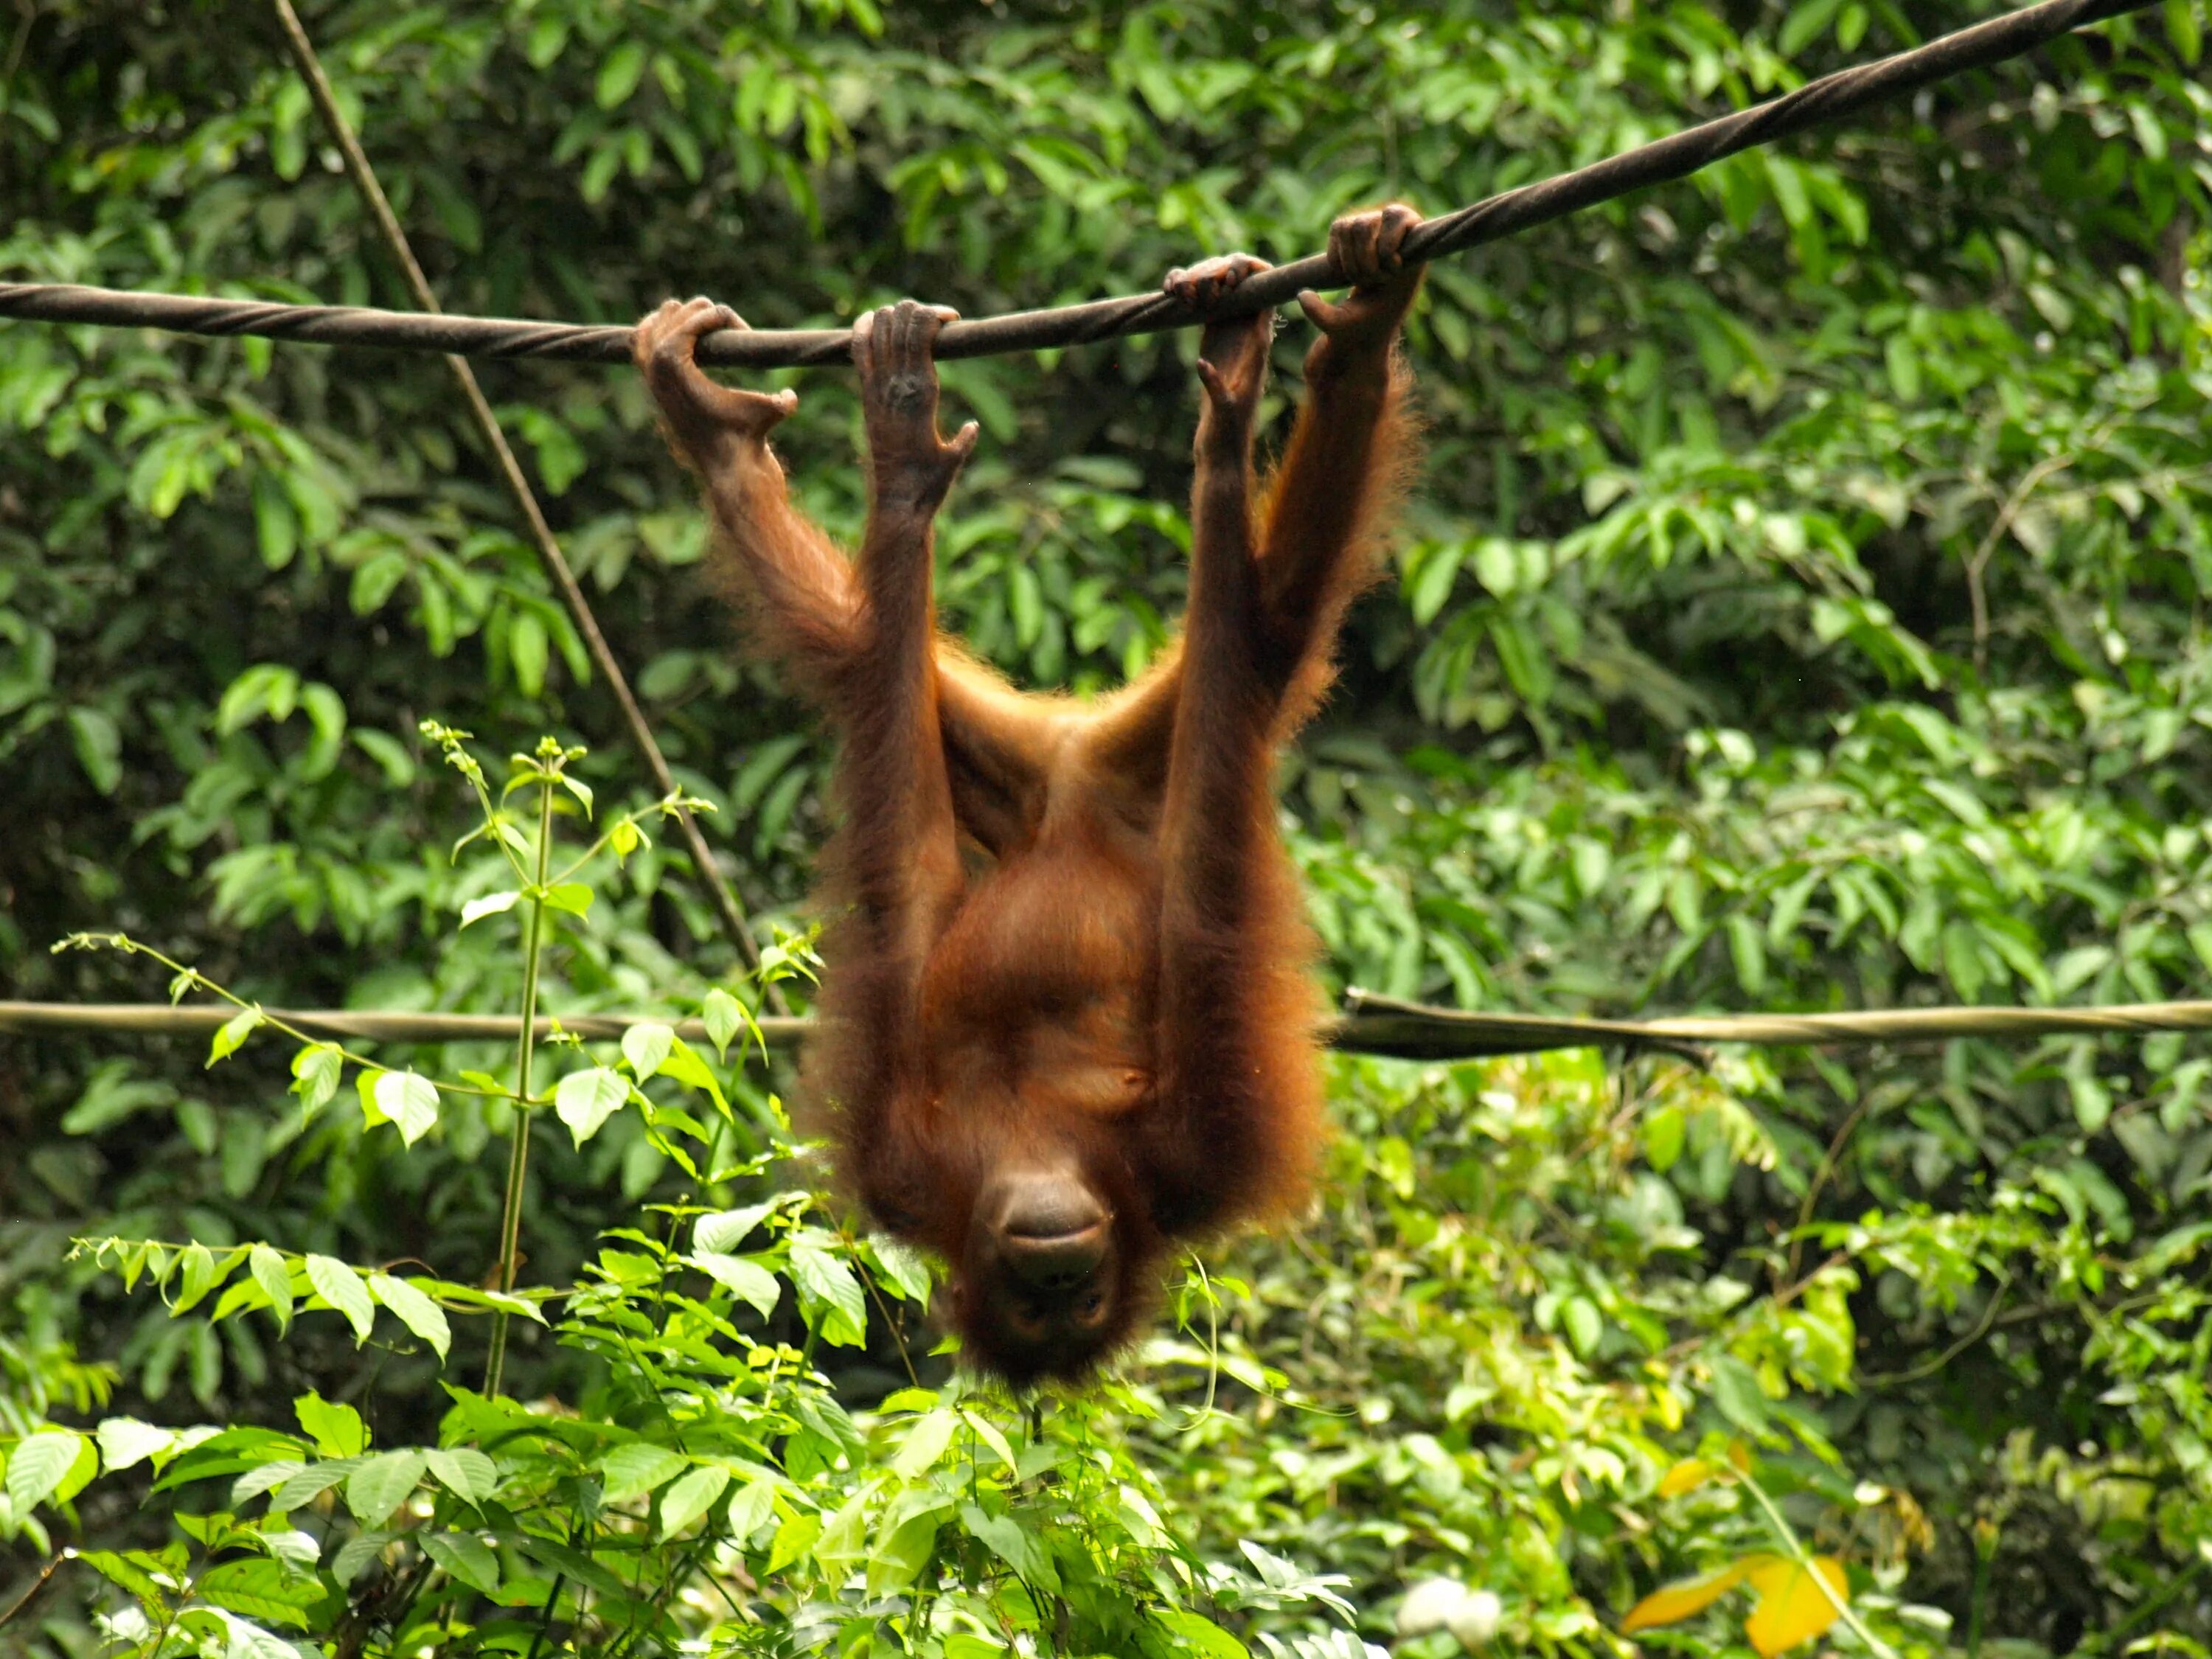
4,0 -> 2211,1653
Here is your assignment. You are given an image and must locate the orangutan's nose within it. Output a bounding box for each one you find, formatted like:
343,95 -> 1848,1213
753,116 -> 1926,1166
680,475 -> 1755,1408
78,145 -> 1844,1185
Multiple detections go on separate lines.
987,1168 -> 1109,1290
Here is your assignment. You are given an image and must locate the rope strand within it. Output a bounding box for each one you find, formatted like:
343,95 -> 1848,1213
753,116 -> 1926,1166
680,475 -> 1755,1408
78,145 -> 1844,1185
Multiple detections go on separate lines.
0,0 -> 2152,369
5,992 -> 2208,1062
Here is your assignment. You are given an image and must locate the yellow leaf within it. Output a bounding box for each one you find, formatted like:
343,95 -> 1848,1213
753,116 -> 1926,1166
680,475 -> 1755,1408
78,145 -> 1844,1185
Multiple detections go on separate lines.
1620,1557 -> 1772,1632
1743,1556 -> 1848,1657
1657,1458 -> 1716,1498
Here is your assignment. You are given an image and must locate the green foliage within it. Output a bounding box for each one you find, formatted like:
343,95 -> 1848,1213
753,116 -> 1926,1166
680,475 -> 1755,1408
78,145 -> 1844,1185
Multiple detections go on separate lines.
7,733 -> 1369,1655
5,0 -> 2212,1654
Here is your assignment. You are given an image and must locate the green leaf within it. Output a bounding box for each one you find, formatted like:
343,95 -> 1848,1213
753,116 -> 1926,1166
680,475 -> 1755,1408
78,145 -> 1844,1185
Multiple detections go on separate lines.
658,1464 -> 731,1537
305,1256 -> 375,1344
891,1410 -> 959,1480
1152,1607 -> 1245,1658
207,1007 -> 265,1067
295,1392 -> 368,1458
622,1020 -> 675,1079
555,1066 -> 630,1146
460,891 -> 521,927
52,1430 -> 100,1505
655,1037 -> 726,1109
2070,1069 -> 2113,1134
2169,0 -> 2203,62
425,1447 -> 498,1506
374,1071 -> 439,1146
357,1067 -> 388,1129
1561,1295 -> 1603,1356
692,1251 -> 781,1319
1779,0 -> 1846,55
271,1460 -> 358,1512
331,1528 -> 394,1587
345,1450 -> 428,1527
421,1531 -> 501,1594
1708,1354 -> 1773,1434
961,1410 -> 1018,1474
289,1043 -> 343,1111
599,1442 -> 688,1505
725,1475 -> 776,1540
199,1558 -> 318,1627
6,1430 -> 86,1511
66,706 -> 122,794
232,1460 -> 307,1506
869,1503 -> 945,1596
97,1417 -> 174,1472
541,881 -> 594,917
217,1608 -> 312,1659
368,1273 -> 452,1361
961,1503 -> 1058,1591
60,1065 -> 174,1134
767,1511 -> 820,1576
509,612 -> 549,695
249,1244 -> 294,1335
695,1200 -> 778,1254
251,473 -> 298,568
702,989 -> 744,1060
870,1238 -> 934,1304
790,1238 -> 867,1347
596,40 -> 648,107
78,1548 -> 169,1609
172,1242 -> 229,1315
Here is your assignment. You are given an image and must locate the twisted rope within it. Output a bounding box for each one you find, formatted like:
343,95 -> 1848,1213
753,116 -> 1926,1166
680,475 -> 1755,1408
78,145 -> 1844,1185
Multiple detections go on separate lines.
5,992 -> 2209,1062
1333,990 -> 2212,1061
0,0 -> 2152,369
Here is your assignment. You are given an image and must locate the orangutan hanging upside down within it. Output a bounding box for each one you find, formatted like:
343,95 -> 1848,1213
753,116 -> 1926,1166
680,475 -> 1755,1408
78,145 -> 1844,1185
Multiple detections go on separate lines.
636,204 -> 1423,1384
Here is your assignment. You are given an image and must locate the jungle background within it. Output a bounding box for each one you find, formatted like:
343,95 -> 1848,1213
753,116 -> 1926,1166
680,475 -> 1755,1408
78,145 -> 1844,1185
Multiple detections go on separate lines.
5,0 -> 2212,1654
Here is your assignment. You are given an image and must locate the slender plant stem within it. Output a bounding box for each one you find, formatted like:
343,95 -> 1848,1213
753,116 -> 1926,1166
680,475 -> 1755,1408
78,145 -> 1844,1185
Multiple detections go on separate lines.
484,773 -> 557,1396
1966,1523 -> 1994,1659
524,1571 -> 567,1659
1736,1468 -> 1899,1659
0,1554 -> 66,1631
267,0 -> 782,1009
2079,1557 -> 2205,1655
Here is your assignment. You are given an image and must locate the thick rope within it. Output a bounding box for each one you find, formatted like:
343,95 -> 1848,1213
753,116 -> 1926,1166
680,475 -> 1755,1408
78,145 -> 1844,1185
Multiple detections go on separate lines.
0,0 -> 2152,368
6,992 -> 2210,1062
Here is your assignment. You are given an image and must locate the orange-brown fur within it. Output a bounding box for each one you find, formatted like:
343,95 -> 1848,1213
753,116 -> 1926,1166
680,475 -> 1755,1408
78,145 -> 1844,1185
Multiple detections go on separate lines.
636,210 -> 1422,1383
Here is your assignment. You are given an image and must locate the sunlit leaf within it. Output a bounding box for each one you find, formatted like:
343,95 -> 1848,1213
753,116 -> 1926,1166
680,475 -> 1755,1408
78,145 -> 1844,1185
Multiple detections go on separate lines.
96,1418 -> 173,1472
1620,1557 -> 1766,1632
424,1447 -> 498,1506
368,1273 -> 452,1362
460,891 -> 521,927
555,1066 -> 630,1145
422,1531 -> 501,1594
344,1450 -> 427,1528
305,1256 -> 375,1344
374,1071 -> 440,1146
600,1443 -> 687,1505
621,1020 -> 675,1079
295,1391 -> 368,1458
249,1244 -> 294,1335
5,1430 -> 87,1512
206,1007 -> 264,1067
658,1464 -> 730,1537
1744,1556 -> 1848,1656
1657,1458 -> 1717,1498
